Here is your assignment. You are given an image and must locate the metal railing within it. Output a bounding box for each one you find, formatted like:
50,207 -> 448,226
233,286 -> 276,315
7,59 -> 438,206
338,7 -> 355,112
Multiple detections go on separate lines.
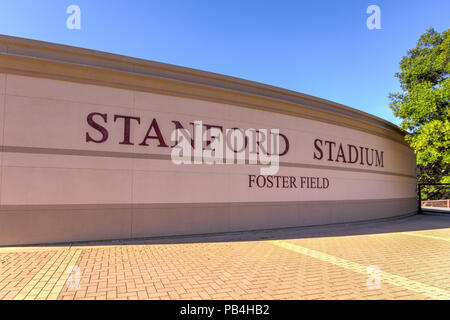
418,183 -> 450,214
422,199 -> 450,208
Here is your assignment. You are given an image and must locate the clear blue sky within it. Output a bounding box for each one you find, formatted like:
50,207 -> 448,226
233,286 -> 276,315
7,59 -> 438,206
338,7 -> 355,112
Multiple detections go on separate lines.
0,0 -> 448,125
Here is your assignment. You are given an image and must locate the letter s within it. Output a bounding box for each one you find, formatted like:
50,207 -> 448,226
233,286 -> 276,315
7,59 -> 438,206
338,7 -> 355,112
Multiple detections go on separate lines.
86,112 -> 108,143
313,138 -> 323,160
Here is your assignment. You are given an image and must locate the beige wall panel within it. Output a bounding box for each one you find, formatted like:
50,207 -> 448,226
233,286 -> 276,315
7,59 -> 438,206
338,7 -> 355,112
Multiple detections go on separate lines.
2,152 -> 134,171
132,158 -> 178,172
131,160 -> 416,203
0,73 -> 5,95
227,204 -> 300,230
1,166 -> 132,205
132,206 -> 231,238
6,74 -> 134,108
0,208 -> 132,246
228,170 -> 416,203
0,198 -> 417,245
0,93 -> 4,148
132,170 -> 231,204
130,107 -> 229,155
0,152 -> 416,207
0,83 -> 4,204
134,90 -> 232,121
0,165 -> 2,205
130,198 -> 417,241
0,75 -> 5,148
3,95 -> 135,152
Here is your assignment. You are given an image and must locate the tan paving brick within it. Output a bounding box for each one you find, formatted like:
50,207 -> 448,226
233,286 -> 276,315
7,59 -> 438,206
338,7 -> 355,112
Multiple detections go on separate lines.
1,215 -> 449,300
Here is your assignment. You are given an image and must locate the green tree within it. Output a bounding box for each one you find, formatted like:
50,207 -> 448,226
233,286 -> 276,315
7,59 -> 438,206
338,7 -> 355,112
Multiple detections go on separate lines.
389,28 -> 449,200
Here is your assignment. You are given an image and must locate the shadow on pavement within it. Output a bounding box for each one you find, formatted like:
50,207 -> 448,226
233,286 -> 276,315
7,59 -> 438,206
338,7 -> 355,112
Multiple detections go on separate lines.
6,212 -> 449,249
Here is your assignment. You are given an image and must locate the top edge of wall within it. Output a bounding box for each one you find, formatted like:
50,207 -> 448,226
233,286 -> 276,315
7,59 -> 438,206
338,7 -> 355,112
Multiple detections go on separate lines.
0,34 -> 407,144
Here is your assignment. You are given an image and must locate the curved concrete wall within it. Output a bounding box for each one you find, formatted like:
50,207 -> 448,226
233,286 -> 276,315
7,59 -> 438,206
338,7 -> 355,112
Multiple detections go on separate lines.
0,35 -> 417,245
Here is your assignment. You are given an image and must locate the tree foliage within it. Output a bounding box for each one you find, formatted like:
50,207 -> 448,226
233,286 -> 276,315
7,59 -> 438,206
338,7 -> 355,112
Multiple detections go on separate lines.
389,28 -> 449,200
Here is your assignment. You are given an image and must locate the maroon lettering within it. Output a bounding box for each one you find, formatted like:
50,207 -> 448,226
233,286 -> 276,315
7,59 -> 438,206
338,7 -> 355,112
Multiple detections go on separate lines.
140,119 -> 168,147
278,133 -> 290,156
324,141 -> 336,161
314,139 -> 385,168
366,148 -> 374,166
114,115 -> 140,145
313,139 -> 323,160
171,121 -> 194,148
86,112 -> 108,143
86,112 -> 291,158
335,144 -> 347,163
348,144 -> 358,164
203,124 -> 224,148
375,150 -> 384,167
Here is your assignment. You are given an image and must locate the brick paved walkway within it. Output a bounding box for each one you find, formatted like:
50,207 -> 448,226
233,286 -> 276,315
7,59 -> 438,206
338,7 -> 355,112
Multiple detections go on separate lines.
0,214 -> 449,300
